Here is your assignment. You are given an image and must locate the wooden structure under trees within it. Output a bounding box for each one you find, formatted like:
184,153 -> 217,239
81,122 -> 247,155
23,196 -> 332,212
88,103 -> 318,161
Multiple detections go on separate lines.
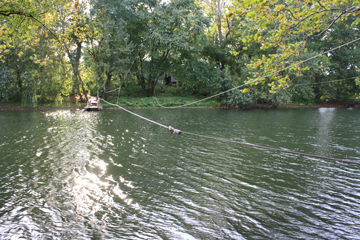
84,97 -> 102,111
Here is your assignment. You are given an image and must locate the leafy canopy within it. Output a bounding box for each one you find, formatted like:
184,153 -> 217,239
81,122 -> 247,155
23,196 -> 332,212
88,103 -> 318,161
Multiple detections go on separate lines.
233,0 -> 360,93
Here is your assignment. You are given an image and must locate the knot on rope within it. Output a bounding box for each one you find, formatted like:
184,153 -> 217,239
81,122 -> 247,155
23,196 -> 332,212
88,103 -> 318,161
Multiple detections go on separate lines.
168,126 -> 182,135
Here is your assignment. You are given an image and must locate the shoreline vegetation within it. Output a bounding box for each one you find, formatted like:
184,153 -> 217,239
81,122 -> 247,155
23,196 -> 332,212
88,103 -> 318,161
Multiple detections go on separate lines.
1,96 -> 359,111
2,1 -> 360,117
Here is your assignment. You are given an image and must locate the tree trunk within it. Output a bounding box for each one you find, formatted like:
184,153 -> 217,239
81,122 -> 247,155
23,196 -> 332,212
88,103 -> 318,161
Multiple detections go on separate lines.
73,44 -> 88,101
146,82 -> 156,97
106,71 -> 115,100
220,17 -> 233,49
139,76 -> 156,97
217,15 -> 222,43
72,67 -> 83,101
16,70 -> 22,89
78,74 -> 88,102
314,76 -> 320,101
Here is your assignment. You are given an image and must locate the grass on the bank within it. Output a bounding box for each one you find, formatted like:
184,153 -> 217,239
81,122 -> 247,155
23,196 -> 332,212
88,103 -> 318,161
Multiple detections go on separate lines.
103,96 -> 221,108
0,96 -> 221,109
102,85 -> 221,108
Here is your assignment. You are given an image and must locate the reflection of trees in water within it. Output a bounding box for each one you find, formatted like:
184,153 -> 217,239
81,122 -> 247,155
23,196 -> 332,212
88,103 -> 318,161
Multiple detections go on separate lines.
314,108 -> 336,157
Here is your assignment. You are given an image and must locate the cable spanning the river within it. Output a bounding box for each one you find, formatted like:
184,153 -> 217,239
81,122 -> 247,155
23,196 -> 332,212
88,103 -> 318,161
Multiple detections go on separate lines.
100,98 -> 167,128
100,98 -> 360,165
155,37 -> 360,109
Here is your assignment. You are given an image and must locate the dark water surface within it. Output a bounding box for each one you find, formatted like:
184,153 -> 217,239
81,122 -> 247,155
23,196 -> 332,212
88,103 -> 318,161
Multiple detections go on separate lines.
0,108 -> 359,239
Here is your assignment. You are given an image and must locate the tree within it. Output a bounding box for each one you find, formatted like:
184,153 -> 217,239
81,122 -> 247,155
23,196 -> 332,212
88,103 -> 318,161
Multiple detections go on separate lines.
53,0 -> 92,101
85,0 -> 133,99
0,0 -> 68,103
0,0 -> 68,51
301,18 -> 360,101
0,0 -> 91,102
201,0 -> 235,49
126,0 -> 209,97
233,0 -> 360,93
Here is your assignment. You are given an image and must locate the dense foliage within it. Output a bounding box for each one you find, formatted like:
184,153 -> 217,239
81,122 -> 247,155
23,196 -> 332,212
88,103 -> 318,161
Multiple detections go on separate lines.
1,0 -> 360,106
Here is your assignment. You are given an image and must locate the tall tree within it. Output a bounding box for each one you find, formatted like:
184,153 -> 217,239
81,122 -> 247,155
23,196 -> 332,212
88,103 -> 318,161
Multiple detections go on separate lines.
201,0 -> 234,49
233,0 -> 360,93
0,0 -> 91,102
0,0 -> 69,103
85,0 -> 133,98
54,0 -> 91,101
126,0 -> 208,96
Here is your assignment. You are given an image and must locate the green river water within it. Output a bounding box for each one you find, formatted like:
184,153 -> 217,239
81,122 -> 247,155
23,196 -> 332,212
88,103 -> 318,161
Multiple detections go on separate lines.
0,108 -> 359,239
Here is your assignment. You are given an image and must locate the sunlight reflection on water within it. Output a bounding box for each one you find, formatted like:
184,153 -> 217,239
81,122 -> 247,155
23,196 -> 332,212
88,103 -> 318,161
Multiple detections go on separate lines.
0,110 -> 141,239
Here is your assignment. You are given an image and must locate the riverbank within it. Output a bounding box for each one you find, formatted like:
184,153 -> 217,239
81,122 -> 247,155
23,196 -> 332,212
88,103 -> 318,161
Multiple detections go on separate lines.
0,102 -> 84,111
241,101 -> 360,109
1,99 -> 359,111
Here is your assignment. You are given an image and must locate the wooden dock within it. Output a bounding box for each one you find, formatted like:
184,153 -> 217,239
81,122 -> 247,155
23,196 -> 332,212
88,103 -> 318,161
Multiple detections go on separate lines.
84,97 -> 103,111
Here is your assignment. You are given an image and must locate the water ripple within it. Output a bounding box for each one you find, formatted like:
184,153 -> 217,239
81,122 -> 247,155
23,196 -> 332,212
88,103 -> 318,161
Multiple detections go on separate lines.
0,109 -> 360,239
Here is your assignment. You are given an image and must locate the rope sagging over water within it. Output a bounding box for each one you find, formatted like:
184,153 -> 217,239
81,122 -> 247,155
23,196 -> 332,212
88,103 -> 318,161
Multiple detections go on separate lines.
97,37 -> 360,165
100,98 -> 167,128
99,99 -> 360,165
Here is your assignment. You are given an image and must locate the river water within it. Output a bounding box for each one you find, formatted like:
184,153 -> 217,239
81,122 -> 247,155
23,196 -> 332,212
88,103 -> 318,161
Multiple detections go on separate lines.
0,108 -> 359,239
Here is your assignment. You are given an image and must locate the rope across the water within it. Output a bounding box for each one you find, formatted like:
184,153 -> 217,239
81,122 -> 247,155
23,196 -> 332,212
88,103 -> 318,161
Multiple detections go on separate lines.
98,37 -> 360,165
100,98 -> 167,128
99,99 -> 360,165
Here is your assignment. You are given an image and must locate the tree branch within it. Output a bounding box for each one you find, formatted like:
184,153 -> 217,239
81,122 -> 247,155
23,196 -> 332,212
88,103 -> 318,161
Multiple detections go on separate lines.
313,6 -> 360,37
283,8 -> 298,20
0,10 -> 29,17
316,0 -> 329,10
221,16 -> 233,49
313,13 -> 343,36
